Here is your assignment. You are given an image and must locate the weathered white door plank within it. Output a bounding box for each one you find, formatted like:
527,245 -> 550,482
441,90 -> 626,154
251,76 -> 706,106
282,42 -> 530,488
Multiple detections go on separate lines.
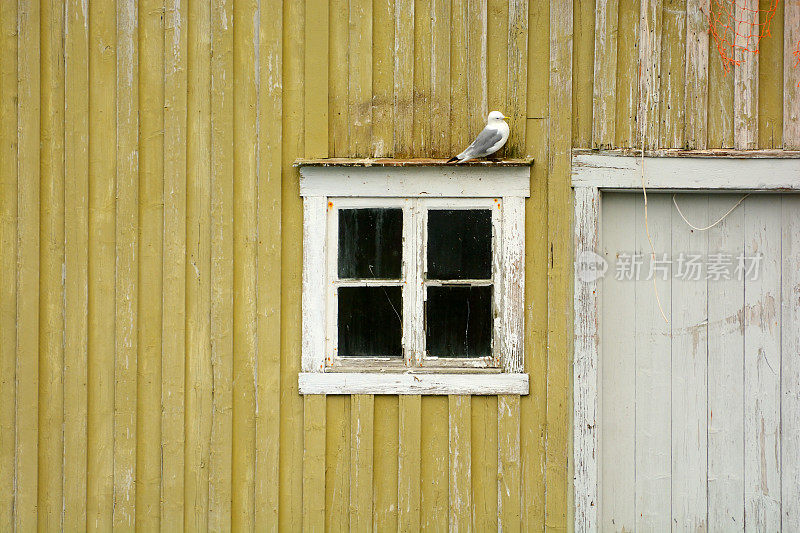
743,196 -> 782,532
633,193 -> 672,531
781,194 -> 800,530
599,193 -> 637,531
707,195 -> 745,531
669,194 -> 709,531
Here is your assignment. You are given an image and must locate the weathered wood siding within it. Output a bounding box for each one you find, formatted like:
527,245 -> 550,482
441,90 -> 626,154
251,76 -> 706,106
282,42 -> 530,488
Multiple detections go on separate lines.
598,193 -> 800,531
0,0 -> 796,530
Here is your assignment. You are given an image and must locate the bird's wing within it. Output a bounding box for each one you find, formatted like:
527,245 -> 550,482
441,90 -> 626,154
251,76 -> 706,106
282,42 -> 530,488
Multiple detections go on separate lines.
459,126 -> 503,159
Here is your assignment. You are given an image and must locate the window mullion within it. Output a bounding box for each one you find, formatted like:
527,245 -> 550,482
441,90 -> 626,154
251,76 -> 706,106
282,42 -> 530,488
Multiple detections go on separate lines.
408,199 -> 425,367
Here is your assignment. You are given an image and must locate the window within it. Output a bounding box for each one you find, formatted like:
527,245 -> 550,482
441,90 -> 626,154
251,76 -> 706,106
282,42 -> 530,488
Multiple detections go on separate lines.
298,161 -> 530,395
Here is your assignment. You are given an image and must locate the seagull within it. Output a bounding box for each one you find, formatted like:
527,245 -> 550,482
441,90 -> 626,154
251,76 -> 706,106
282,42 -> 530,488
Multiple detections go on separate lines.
447,111 -> 510,163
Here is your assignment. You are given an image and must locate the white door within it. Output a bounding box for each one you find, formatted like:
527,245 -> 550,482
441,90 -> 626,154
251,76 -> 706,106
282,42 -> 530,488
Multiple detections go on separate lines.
598,192 -> 800,531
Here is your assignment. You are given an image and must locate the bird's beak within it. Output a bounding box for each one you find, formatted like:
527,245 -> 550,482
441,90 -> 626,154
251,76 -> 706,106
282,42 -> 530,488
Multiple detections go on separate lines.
502,116 -> 509,121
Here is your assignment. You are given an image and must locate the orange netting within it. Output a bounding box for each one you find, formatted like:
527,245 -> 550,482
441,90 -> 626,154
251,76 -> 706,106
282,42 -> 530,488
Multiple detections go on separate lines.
708,0 -> 779,73
795,38 -> 800,68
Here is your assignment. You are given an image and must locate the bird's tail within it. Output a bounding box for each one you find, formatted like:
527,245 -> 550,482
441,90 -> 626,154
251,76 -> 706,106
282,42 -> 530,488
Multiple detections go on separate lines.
446,156 -> 459,163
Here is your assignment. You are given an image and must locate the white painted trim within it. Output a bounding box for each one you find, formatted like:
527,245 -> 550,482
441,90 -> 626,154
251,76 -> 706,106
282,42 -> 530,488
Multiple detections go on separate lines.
301,165 -> 530,396
501,196 -> 525,372
572,154 -> 800,190
571,152 -> 800,533
298,372 -> 529,395
302,196 -> 327,372
573,186 -> 600,533
299,165 -> 532,197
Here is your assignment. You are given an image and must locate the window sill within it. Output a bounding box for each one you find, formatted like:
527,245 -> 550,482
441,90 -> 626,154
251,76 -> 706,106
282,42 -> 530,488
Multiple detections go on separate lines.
298,372 -> 529,395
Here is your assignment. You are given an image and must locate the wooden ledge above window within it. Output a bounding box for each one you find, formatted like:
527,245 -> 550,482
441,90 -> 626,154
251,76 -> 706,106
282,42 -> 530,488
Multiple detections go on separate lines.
294,157 -> 534,167
295,158 -> 533,198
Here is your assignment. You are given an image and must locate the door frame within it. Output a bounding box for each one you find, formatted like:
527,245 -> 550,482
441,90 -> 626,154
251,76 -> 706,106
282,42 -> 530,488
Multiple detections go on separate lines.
571,149 -> 800,533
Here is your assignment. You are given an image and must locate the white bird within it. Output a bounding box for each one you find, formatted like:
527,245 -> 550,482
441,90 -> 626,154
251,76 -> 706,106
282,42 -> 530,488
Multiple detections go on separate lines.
447,111 -> 509,163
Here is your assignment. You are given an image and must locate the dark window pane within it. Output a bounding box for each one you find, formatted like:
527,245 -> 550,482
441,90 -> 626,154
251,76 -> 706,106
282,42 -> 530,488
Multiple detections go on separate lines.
425,286 -> 491,358
338,208 -> 402,279
338,286 -> 402,357
427,209 -> 491,280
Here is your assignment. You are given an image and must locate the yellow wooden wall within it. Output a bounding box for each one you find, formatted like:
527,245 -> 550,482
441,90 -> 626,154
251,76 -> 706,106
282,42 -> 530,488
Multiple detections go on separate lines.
0,0 -> 797,531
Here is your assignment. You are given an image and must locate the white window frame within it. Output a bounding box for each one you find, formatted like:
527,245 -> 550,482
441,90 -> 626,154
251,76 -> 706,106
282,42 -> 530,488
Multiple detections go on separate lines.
571,150 -> 800,533
298,162 -> 531,395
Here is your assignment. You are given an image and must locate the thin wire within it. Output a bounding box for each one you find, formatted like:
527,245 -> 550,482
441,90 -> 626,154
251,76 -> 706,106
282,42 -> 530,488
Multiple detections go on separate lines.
639,153 -> 670,325
672,193 -> 750,231
638,48 -> 670,325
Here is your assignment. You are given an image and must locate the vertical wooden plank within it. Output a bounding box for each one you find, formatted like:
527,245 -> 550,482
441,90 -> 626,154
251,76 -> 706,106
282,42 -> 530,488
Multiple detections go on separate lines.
398,395 -> 421,532
137,0 -> 165,527
209,0 -> 234,528
350,0 -> 373,156
546,0 -> 572,529
63,0 -> 89,529
487,0 -> 508,123
707,195 -> 745,531
708,0 -> 735,148
637,0 -> 663,149
255,0 -> 282,529
633,194 -> 672,532
743,196 -> 781,532
114,2 -> 139,530
498,395 -> 521,532
15,0 -> 40,529
304,0 -> 328,158
430,0 -> 451,157
734,0 -> 759,149
373,0 -> 394,157
0,0 -> 16,528
373,396 -> 399,531
231,0 -> 258,529
450,0 -> 469,153
781,195 -> 800,530
329,0 -> 349,156
185,0 -> 213,529
614,0 -> 640,147
326,396 -> 351,532
87,0 -> 116,528
420,396 -> 448,532
684,0 -> 710,149
784,0 -> 800,148
393,0 -> 413,156
572,0 -> 595,148
521,1 -> 548,528
412,0 -> 431,156
467,0 -> 487,139
591,0 -> 619,149
303,395 -> 326,531
599,193 -> 636,531
350,394 -> 374,532
505,0 -> 528,156
670,194 -> 708,531
573,186 -> 599,533
758,0 -> 783,148
38,0 -> 65,529
161,0 -> 187,528
659,0 -> 686,147
278,0 -> 304,528
471,396 -> 498,531
448,395 -> 471,532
